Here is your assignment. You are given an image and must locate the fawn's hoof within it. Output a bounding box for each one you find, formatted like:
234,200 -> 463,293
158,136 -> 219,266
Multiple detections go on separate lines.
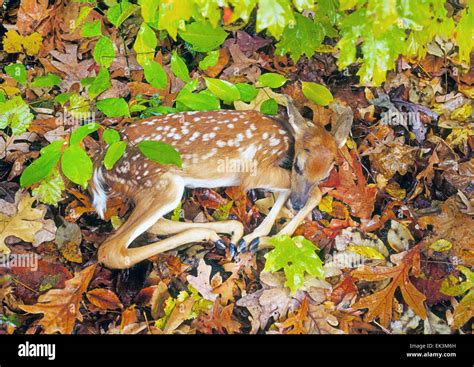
215,239 -> 226,251
236,238 -> 260,254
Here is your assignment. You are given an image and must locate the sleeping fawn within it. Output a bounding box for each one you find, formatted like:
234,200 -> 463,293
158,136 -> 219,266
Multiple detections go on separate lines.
90,98 -> 353,269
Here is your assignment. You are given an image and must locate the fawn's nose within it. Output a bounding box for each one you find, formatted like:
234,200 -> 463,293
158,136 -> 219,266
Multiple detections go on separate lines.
290,195 -> 304,210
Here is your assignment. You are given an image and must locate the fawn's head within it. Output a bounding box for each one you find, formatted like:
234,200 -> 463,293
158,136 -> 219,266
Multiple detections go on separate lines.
285,98 -> 353,210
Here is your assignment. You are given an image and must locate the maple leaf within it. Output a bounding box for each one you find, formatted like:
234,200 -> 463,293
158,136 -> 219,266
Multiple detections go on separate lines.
351,246 -> 427,327
276,297 -> 309,334
19,264 -> 96,334
329,148 -> 377,219
194,302 -> 241,334
0,193 -> 52,254
263,235 -> 325,294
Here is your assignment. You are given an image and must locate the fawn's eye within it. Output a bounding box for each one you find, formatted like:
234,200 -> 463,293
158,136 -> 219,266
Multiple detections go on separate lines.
294,160 -> 303,175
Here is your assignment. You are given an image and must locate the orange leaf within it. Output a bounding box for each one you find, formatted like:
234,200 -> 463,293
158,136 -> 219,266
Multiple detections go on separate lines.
351,246 -> 426,327
19,264 -> 96,334
194,302 -> 241,334
329,148 -> 377,219
87,288 -> 123,311
276,297 -> 309,334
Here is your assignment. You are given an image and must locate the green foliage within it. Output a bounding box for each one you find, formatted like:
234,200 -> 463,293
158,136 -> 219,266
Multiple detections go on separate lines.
276,13 -> 324,62
235,83 -> 258,102
104,141 -> 127,169
5,63 -> 26,84
178,21 -> 228,52
0,96 -> 34,135
143,60 -> 168,89
97,98 -> 130,117
138,140 -> 182,167
107,0 -> 140,28
199,50 -> 219,70
61,144 -> 93,188
103,128 -> 121,145
177,81 -> 220,111
260,98 -> 278,114
93,36 -> 115,68
88,67 -> 111,99
30,74 -> 61,88
204,77 -> 240,103
81,20 -> 102,37
256,0 -> 295,39
134,22 -> 157,67
301,81 -> 333,106
170,51 -> 191,82
263,235 -> 325,294
20,140 -> 65,188
31,169 -> 65,205
69,123 -> 101,145
257,73 -> 287,88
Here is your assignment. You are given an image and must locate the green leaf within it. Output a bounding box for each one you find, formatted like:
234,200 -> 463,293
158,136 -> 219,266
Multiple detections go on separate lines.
67,94 -> 91,119
276,13 -> 324,62
138,140 -> 182,167
170,51 -> 191,82
134,22 -> 157,67
235,83 -> 258,102
455,6 -> 474,66
4,63 -> 26,85
0,92 -> 5,103
93,36 -> 115,68
61,145 -> 93,188
292,0 -> 315,12
70,123 -> 101,145
97,98 -> 130,117
30,73 -> 61,88
0,96 -> 34,135
157,0 -> 194,39
260,98 -> 278,114
88,67 -> 111,99
204,77 -> 240,103
302,81 -> 333,106
178,21 -> 228,52
139,0 -> 160,27
143,60 -> 167,89
107,0 -> 140,28
198,50 -> 219,70
82,20 -> 102,37
32,169 -> 65,205
263,235 -> 324,294
256,0 -> 294,39
55,93 -> 71,107
20,140 -> 65,188
104,141 -> 127,169
257,73 -> 287,88
176,90 -> 220,111
103,128 -> 121,144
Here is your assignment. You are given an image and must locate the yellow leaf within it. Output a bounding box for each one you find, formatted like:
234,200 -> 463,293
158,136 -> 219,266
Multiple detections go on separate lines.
451,104 -> 473,121
429,239 -> 452,252
385,182 -> 406,199
22,32 -> 43,56
446,127 -> 474,147
347,245 -> 386,260
387,220 -> 413,252
318,195 -> 333,213
2,30 -> 23,54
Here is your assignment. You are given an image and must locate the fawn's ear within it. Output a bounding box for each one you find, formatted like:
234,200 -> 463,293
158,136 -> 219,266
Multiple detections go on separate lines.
284,96 -> 312,135
329,102 -> 353,148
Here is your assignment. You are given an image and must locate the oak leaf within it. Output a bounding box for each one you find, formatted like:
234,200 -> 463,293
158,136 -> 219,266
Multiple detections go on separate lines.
351,246 -> 427,327
329,148 -> 377,219
275,297 -> 309,334
0,193 -> 53,254
19,264 -> 96,334
194,302 -> 241,334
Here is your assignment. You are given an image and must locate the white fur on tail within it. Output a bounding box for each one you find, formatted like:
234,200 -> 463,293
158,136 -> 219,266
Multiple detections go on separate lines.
92,168 -> 107,219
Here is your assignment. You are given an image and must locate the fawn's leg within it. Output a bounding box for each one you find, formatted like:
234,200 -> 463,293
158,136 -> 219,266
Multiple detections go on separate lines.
238,189 -> 290,250
252,186 -> 322,251
99,175 -> 215,269
148,218 -> 244,244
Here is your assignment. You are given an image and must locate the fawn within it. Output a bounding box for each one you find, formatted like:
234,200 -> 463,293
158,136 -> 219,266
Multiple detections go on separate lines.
90,98 -> 353,269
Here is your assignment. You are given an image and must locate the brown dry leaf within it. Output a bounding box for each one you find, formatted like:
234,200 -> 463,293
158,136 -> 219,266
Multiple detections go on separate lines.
19,264 -> 96,334
0,193 -> 54,254
329,148 -> 377,219
452,291 -> 474,329
418,196 -> 474,266
202,48 -> 230,77
119,305 -> 138,330
163,297 -> 195,333
369,142 -> 417,179
306,303 -> 345,334
351,245 -> 427,327
17,0 -> 53,35
86,288 -> 123,311
194,302 -> 241,334
234,87 -> 287,111
186,259 -> 218,301
49,44 -> 94,86
60,241 -> 83,263
275,297 -> 309,334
